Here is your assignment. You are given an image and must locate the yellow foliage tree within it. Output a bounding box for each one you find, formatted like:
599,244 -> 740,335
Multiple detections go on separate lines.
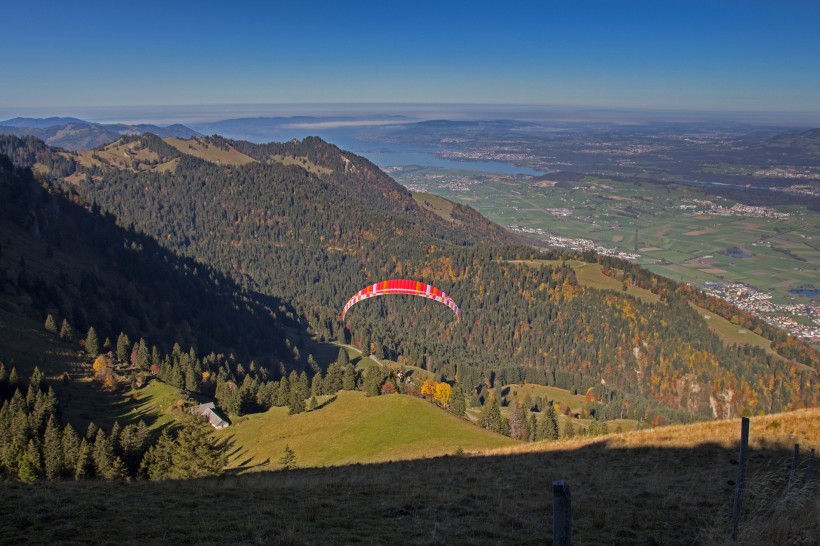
93,355 -> 110,374
434,383 -> 452,408
420,379 -> 437,399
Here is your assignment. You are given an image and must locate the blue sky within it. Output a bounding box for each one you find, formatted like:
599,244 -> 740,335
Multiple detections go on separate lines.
3,1 -> 820,116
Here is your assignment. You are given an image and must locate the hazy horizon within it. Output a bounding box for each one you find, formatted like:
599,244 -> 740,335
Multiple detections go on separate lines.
3,102 -> 820,128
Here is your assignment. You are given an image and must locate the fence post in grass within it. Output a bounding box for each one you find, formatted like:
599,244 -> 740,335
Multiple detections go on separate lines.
806,448 -> 815,487
730,417 -> 749,543
553,480 -> 572,546
787,443 -> 799,496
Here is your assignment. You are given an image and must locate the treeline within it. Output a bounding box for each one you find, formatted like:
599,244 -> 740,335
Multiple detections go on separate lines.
0,365 -> 225,482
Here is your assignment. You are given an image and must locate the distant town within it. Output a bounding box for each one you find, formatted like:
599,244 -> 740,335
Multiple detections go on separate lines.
680,199 -> 791,219
702,282 -> 820,341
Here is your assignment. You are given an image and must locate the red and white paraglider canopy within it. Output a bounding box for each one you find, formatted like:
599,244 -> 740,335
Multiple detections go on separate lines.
342,279 -> 461,321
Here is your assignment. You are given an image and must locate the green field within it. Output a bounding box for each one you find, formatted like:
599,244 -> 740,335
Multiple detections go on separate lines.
401,169 -> 819,308
219,391 -> 518,471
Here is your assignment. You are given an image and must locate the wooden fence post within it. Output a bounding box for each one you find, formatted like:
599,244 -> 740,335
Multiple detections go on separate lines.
553,480 -> 572,546
787,443 -> 799,496
730,417 -> 749,543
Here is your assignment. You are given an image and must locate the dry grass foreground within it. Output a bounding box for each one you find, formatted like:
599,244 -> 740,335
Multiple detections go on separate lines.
1,409 -> 817,545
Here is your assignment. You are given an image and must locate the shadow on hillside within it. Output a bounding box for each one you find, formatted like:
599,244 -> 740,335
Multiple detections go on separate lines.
3,438 -> 816,545
212,439 -> 819,544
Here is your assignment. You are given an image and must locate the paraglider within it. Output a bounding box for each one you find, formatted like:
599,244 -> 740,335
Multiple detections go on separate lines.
342,279 -> 461,321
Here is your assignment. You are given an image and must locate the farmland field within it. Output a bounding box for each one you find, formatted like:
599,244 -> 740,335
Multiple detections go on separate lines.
397,167 -> 819,309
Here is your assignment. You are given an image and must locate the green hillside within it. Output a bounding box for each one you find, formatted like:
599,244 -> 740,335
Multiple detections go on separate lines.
222,391 -> 517,470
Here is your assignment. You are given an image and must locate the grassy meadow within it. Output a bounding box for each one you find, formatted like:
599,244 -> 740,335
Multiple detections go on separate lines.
221,391 -> 518,471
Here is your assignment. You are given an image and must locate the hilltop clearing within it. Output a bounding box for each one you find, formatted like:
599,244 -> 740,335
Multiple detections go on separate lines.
222,391 -> 517,470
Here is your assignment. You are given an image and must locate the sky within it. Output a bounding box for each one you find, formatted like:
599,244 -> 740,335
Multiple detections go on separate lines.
3,1 -> 820,118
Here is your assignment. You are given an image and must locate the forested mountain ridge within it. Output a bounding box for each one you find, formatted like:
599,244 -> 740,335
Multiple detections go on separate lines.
0,152 -> 300,377
1,134 -> 817,425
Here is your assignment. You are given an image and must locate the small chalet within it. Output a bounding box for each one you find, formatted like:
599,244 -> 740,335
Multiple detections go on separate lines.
190,402 -> 230,430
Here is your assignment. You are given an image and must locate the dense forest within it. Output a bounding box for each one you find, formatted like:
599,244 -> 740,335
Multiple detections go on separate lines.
0,134 -> 817,429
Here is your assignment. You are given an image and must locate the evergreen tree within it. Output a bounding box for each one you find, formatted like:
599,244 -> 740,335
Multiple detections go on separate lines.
61,424 -> 81,476
84,327 -> 100,358
337,348 -> 349,366
116,332 -> 130,362
44,314 -> 58,335
8,367 -> 19,394
137,339 -> 150,370
342,365 -> 357,391
449,384 -> 466,416
59,319 -> 73,343
279,444 -> 296,470
141,430 -> 174,480
276,376 -> 290,407
528,413 -> 538,442
74,438 -> 92,479
169,415 -> 226,479
563,421 -> 575,439
18,439 -> 42,483
43,416 -> 63,479
479,396 -> 505,435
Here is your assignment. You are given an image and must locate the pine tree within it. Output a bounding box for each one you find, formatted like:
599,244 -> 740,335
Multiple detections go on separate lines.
74,438 -> 91,479
84,327 -> 100,358
18,440 -> 42,483
44,314 -> 58,335
337,348 -> 349,366
43,416 -> 63,480
120,331 -> 135,362
61,424 -> 81,476
479,395 -> 505,435
342,365 -> 357,391
141,430 -> 174,480
547,405 -> 560,440
279,444 -> 296,470
564,421 -> 575,439
449,384 -> 467,416
276,376 -> 290,407
59,319 -> 74,343
137,339 -> 150,370
528,413 -> 538,442
169,415 -> 226,479
8,367 -> 20,394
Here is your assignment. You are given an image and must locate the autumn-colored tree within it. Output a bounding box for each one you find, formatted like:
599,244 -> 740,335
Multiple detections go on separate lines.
434,382 -> 452,408
92,355 -> 110,374
380,380 -> 397,395
420,379 -> 437,400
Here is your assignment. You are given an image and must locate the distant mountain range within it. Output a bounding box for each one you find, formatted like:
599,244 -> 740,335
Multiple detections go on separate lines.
0,117 -> 200,150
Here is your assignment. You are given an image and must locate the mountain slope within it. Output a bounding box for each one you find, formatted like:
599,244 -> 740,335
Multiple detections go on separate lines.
2,134 -> 817,424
